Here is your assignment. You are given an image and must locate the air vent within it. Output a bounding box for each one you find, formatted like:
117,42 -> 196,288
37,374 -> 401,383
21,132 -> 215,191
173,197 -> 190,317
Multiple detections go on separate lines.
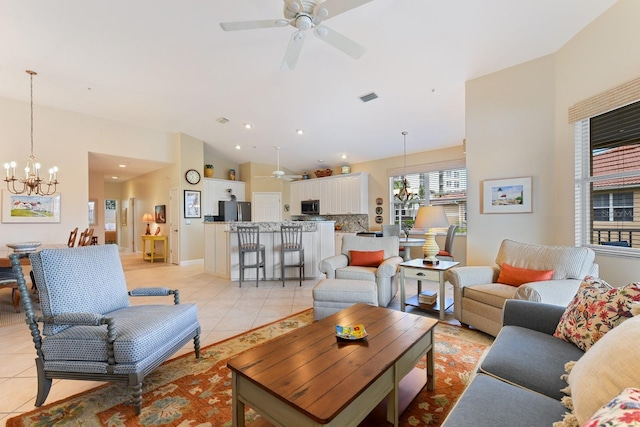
216,117 -> 230,124
359,92 -> 378,103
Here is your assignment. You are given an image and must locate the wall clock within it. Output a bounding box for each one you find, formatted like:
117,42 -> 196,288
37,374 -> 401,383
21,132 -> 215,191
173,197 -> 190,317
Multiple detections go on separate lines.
185,169 -> 201,185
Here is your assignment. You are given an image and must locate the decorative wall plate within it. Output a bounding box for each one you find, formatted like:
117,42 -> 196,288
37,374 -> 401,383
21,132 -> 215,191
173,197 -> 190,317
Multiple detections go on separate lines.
376,197 -> 383,205
375,207 -> 383,215
375,216 -> 383,223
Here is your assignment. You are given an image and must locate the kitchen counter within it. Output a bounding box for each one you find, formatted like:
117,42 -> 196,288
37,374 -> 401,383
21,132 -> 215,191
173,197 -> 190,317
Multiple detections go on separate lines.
204,221 -> 335,281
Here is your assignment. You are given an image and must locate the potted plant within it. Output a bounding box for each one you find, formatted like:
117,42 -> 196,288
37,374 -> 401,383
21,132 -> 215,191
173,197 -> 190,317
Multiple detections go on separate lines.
204,164 -> 214,178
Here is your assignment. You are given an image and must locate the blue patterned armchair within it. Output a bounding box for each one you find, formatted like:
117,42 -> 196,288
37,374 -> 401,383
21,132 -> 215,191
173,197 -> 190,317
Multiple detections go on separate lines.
9,244 -> 201,415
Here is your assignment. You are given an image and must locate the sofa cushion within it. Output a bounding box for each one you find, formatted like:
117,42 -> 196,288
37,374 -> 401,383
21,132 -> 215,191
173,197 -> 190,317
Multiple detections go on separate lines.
565,315 -> 640,425
553,276 -> 640,351
480,325 -> 585,400
581,388 -> 640,427
30,246 -> 130,335
442,374 -> 567,427
497,262 -> 554,287
464,283 -> 518,309
349,250 -> 384,267
495,239 -> 595,280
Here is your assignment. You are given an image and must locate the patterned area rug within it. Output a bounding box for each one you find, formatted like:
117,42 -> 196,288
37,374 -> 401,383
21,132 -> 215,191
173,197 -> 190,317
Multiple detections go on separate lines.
7,309 -> 492,427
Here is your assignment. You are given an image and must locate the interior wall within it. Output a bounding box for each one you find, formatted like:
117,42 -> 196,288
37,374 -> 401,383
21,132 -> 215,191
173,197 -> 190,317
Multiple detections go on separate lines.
0,97 -> 174,247
204,143 -> 241,181
553,0 -> 640,284
178,133 -> 205,264
465,55 -> 556,266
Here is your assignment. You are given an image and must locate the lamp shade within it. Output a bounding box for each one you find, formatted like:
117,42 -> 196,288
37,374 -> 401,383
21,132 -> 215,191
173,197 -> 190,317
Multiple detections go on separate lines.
142,213 -> 154,222
413,205 -> 449,230
413,205 -> 449,264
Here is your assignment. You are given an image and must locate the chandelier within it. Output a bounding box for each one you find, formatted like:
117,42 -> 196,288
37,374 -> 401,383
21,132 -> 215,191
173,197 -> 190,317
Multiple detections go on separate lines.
3,70 -> 59,196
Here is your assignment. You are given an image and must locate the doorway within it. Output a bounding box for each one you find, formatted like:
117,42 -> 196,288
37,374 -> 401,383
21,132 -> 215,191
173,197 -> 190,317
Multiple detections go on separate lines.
105,199 -> 117,244
253,192 -> 282,222
169,187 -> 179,265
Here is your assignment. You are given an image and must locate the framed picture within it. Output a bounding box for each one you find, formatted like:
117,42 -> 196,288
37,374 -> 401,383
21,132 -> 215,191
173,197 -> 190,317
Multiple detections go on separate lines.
482,176 -> 532,214
2,190 -> 61,223
184,190 -> 201,218
122,207 -> 128,226
155,204 -> 166,223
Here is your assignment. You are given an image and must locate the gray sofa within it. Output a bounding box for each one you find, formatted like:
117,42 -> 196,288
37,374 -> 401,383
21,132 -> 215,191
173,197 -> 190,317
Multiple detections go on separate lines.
442,299 -> 583,426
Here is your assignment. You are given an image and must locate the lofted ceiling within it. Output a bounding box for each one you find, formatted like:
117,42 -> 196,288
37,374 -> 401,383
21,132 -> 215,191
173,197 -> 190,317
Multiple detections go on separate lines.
0,0 -> 617,181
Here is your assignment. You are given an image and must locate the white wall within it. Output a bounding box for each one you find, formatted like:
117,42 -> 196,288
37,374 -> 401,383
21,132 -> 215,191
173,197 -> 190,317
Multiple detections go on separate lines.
0,97 -> 174,247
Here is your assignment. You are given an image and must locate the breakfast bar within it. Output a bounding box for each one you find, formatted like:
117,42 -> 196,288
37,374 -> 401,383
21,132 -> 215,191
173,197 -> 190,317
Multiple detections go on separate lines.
204,221 -> 335,281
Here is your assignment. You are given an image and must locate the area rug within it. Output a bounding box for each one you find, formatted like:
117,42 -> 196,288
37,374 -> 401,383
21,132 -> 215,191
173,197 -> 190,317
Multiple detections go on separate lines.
120,255 -> 172,272
7,309 -> 493,427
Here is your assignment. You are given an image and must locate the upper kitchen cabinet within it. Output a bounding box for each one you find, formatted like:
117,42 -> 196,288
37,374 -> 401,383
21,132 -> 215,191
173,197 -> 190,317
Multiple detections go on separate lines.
203,178 -> 246,216
291,172 -> 369,215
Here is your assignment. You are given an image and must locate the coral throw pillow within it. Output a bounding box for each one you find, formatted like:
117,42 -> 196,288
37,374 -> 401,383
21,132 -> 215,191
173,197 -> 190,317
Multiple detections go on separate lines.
350,250 -> 384,267
496,262 -> 554,287
553,276 -> 640,352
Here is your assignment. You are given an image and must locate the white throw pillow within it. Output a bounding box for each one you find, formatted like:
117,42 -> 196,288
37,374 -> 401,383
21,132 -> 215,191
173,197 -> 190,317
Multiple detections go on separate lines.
567,315 -> 640,425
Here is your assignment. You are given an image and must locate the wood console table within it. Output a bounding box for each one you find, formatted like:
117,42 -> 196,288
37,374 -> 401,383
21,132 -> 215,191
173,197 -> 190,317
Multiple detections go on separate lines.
228,303 -> 437,427
141,235 -> 167,263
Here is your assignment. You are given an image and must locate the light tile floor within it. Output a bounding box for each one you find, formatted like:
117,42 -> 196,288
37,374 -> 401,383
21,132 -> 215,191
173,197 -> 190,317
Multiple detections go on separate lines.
0,253 -> 456,425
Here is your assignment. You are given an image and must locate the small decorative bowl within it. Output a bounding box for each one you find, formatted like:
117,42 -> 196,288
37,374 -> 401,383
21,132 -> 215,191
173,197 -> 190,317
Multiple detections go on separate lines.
6,242 -> 42,252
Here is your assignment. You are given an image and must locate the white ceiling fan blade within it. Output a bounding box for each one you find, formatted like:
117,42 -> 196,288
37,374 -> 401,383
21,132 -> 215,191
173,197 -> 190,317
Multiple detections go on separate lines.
281,31 -> 306,71
220,19 -> 289,32
314,25 -> 365,59
313,0 -> 373,20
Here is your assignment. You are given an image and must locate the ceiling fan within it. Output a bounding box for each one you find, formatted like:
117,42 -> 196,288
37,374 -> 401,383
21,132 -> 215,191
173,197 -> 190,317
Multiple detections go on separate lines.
219,0 -> 372,70
255,147 -> 303,181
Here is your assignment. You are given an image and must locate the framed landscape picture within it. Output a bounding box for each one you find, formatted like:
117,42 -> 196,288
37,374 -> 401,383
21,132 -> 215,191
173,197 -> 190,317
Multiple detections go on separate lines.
155,204 -> 166,223
2,190 -> 61,223
482,176 -> 532,214
184,190 -> 201,218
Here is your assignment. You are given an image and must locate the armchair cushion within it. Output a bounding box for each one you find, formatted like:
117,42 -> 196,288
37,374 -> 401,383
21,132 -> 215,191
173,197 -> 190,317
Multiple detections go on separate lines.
496,262 -> 554,287
350,250 -> 384,267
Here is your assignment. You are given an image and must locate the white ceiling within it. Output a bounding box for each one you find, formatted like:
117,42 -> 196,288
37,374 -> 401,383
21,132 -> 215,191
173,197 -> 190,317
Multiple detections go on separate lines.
0,0 -> 617,181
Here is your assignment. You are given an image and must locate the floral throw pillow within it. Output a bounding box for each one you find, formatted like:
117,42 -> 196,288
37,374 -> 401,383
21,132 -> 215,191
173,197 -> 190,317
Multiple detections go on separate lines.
553,276 -> 640,351
583,388 -> 640,427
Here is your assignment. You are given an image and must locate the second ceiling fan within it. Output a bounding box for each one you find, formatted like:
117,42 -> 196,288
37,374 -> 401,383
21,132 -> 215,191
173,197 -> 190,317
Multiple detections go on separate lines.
220,0 -> 373,70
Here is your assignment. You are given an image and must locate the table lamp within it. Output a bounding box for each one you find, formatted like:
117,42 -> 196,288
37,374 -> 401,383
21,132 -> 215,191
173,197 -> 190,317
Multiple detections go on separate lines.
413,205 -> 449,264
142,213 -> 154,235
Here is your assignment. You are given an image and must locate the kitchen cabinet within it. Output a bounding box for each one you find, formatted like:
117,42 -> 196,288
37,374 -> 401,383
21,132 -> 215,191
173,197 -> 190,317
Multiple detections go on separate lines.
290,172 -> 369,215
203,179 -> 245,216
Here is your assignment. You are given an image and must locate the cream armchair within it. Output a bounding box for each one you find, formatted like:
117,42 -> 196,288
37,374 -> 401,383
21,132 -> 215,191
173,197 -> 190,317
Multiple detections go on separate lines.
447,239 -> 598,336
319,235 -> 402,307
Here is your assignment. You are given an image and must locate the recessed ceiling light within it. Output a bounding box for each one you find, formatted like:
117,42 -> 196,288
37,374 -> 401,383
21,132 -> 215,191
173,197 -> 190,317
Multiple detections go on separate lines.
341,154 -> 347,159
111,176 -> 118,180
118,164 -> 126,168
235,145 -> 241,150
296,129 -> 304,135
317,159 -> 324,163
244,123 -> 252,129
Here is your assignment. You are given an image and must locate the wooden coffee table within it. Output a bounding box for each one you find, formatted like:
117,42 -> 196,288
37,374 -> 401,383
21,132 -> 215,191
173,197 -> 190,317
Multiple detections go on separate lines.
227,303 -> 437,427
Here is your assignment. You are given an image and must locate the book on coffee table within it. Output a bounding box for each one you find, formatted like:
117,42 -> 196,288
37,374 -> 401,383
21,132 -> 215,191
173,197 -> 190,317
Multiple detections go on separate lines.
418,290 -> 437,305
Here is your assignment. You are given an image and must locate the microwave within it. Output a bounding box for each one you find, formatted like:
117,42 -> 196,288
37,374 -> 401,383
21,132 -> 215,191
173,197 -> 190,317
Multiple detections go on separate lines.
301,199 -> 320,215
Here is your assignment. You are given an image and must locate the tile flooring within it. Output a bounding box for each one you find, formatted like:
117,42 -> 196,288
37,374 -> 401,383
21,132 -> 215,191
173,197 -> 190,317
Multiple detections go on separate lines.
0,252 -> 456,425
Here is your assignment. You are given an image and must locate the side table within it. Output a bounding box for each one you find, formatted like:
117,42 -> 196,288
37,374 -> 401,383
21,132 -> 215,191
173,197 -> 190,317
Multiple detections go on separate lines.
141,235 -> 168,263
399,259 -> 459,320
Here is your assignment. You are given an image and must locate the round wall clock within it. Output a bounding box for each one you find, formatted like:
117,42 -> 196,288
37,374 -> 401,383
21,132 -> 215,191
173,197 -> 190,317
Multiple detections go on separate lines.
185,169 -> 201,185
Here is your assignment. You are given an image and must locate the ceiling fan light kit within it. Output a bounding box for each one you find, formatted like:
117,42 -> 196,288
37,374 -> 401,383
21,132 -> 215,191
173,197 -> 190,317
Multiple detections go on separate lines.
219,0 -> 372,70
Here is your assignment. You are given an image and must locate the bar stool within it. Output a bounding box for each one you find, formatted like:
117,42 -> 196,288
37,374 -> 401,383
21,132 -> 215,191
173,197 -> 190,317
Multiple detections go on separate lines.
280,225 -> 304,286
237,225 -> 266,287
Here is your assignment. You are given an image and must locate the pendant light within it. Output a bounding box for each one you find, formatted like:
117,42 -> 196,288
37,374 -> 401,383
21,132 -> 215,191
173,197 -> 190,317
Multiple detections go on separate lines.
3,70 -> 59,196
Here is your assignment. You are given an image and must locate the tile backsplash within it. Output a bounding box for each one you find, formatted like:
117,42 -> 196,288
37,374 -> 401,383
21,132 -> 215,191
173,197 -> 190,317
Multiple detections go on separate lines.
291,214 -> 369,232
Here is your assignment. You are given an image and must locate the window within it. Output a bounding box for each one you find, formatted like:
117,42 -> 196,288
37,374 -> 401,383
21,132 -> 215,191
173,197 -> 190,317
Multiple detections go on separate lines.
575,99 -> 640,251
390,166 -> 467,234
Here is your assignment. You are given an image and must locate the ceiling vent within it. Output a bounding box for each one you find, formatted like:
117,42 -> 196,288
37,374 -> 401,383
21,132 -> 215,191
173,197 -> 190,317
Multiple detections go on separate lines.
359,92 -> 378,103
216,117 -> 230,124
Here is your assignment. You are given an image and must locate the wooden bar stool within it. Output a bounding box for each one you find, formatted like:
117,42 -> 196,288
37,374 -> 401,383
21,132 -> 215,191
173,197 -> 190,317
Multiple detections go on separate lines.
237,225 -> 266,287
280,225 -> 304,286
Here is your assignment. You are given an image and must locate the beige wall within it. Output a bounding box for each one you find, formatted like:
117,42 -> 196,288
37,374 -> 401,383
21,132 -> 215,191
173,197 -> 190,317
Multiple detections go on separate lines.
466,0 -> 640,284
0,97 -> 173,247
